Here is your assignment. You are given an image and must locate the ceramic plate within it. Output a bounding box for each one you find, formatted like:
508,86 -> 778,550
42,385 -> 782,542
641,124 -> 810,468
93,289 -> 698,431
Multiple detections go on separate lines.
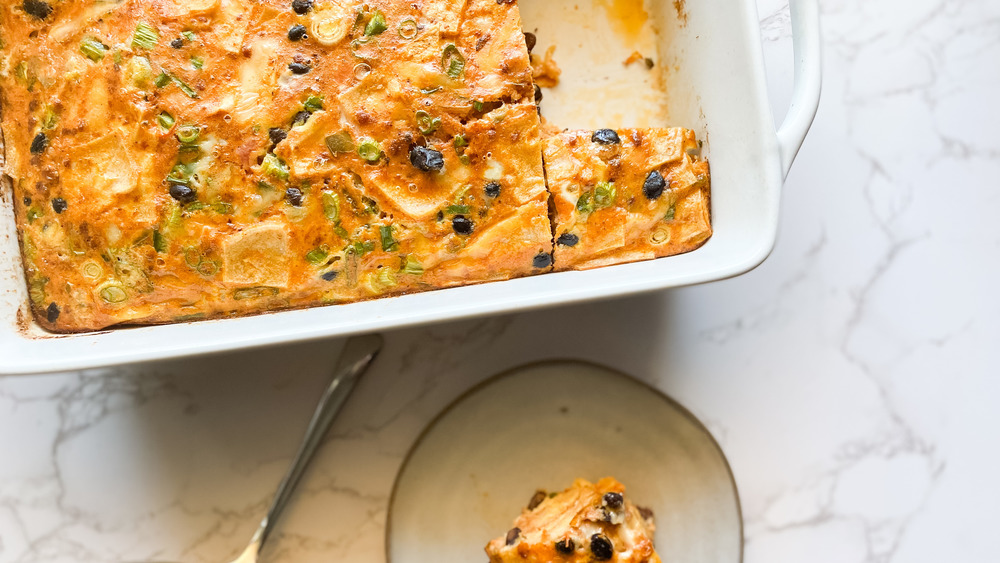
386,361 -> 742,562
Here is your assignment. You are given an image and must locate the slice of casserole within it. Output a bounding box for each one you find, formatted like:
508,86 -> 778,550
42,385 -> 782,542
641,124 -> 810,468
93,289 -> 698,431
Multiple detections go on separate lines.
486,477 -> 661,563
542,129 -> 711,271
0,0 -> 549,331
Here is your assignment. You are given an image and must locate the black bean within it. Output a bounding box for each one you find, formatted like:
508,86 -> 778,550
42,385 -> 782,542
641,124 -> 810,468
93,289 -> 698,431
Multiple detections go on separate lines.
46,302 -> 60,323
555,539 -> 575,554
637,506 -> 655,522
51,197 -> 67,214
23,0 -> 52,20
484,181 -> 501,198
505,527 -> 520,546
170,38 -> 184,49
534,85 -> 543,104
603,492 -> 623,510
269,127 -> 288,145
289,62 -> 311,74
30,132 -> 47,155
556,233 -> 579,247
524,32 -> 536,53
591,129 -> 621,145
288,24 -> 307,41
286,187 -> 303,206
23,196 -> 32,206
169,183 -> 197,203
292,0 -> 314,14
291,111 -> 311,127
527,490 -> 547,510
590,534 -> 613,560
321,270 -> 339,282
642,170 -> 666,200
410,146 -> 444,172
532,252 -> 552,269
452,215 -> 473,235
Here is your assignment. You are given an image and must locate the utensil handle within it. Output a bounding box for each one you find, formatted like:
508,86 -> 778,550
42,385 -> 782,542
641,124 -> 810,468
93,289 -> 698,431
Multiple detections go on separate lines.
252,333 -> 383,550
775,0 -> 822,179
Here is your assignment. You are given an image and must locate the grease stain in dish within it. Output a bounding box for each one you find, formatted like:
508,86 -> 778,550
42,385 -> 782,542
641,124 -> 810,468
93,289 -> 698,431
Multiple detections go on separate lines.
597,0 -> 650,44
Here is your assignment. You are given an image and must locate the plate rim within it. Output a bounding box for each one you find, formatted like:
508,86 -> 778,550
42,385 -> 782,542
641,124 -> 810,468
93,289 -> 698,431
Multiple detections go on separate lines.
384,358 -> 745,563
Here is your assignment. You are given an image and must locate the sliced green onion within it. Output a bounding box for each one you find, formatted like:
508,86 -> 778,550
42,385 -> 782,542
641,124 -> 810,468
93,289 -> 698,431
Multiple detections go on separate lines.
325,131 -> 354,155
322,192 -> 341,222
80,38 -> 107,62
306,247 -> 329,265
82,261 -> 104,279
402,254 -> 424,276
167,163 -> 192,185
182,31 -> 197,42
153,229 -> 168,253
364,10 -> 388,36
473,100 -> 484,112
234,286 -> 279,301
357,137 -> 381,162
261,154 -> 289,180
132,22 -> 159,50
334,224 -> 350,239
175,124 -> 200,144
126,56 -> 154,87
420,86 -> 442,95
664,204 -> 676,222
415,110 -> 440,135
183,247 -> 202,268
576,192 -> 594,214
42,107 -> 58,130
26,207 -> 42,223
458,155 -> 471,165
398,18 -> 418,39
28,277 -> 47,307
375,268 -> 397,290
304,95 -> 324,112
197,261 -> 218,276
171,74 -> 198,98
154,72 -> 171,88
158,112 -> 175,130
453,134 -> 469,153
347,240 -> 375,256
379,225 -> 399,252
163,202 -> 183,232
191,56 -> 204,70
441,44 -> 465,79
594,181 -> 616,208
98,282 -> 128,304
445,204 -> 470,215
211,202 -> 233,214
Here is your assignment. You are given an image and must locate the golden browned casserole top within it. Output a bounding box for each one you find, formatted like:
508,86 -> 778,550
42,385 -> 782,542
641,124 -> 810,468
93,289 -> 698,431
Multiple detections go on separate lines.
1,0 -> 552,331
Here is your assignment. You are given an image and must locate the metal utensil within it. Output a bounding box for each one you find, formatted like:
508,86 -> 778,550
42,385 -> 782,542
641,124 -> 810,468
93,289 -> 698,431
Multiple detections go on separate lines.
224,333 -> 383,563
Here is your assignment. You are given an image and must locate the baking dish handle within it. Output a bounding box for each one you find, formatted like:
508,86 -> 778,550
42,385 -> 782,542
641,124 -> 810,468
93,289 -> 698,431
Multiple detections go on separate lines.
776,0 -> 822,179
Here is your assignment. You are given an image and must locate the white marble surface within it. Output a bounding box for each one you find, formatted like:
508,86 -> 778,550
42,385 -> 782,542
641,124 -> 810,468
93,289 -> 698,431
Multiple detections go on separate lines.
2,0 -> 998,561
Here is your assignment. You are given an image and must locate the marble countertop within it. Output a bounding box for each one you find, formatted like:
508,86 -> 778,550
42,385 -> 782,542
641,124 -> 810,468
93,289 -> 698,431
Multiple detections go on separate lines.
2,0 -> 997,561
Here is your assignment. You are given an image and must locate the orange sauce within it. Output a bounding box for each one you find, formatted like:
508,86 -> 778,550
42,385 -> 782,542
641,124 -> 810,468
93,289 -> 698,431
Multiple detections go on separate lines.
597,0 -> 650,44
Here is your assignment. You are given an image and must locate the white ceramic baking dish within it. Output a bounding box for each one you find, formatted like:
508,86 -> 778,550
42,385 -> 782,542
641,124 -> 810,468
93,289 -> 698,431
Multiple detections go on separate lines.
0,0 -> 821,374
